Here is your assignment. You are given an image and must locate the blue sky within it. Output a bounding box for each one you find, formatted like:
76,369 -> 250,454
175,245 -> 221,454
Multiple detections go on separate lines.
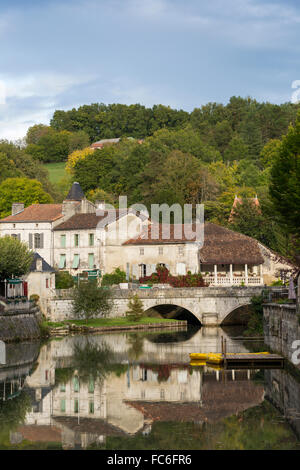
0,0 -> 300,139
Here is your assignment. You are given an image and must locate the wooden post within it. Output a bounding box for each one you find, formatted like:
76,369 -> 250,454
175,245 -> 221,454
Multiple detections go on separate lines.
224,338 -> 227,368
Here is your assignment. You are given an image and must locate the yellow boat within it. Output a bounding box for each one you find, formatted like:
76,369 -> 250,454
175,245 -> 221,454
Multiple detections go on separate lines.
190,361 -> 206,367
189,353 -> 209,360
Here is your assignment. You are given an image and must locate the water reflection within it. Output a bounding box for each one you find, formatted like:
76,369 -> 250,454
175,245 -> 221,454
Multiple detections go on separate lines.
0,327 -> 300,450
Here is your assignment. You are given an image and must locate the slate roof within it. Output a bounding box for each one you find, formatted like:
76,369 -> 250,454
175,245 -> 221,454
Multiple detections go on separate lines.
29,253 -> 55,273
65,182 -> 85,201
0,204 -> 63,223
123,222 -> 264,265
53,209 -> 147,231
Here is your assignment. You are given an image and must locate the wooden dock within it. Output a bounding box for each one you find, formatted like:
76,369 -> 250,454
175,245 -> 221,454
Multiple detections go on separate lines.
223,353 -> 284,368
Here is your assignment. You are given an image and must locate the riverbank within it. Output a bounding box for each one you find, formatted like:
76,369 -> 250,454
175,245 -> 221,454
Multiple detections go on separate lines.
43,316 -> 188,337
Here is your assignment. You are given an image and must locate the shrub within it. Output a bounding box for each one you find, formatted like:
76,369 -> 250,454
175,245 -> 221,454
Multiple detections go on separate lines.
55,271 -> 74,289
139,266 -> 207,288
30,294 -> 39,303
102,268 -> 126,286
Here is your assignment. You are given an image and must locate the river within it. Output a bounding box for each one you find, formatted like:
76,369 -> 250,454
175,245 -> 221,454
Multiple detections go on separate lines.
1,326 -> 300,450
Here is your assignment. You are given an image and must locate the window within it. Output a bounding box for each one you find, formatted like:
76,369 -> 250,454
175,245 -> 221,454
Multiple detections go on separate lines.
140,264 -> 146,277
73,376 -> 80,392
46,279 -> 49,289
159,247 -> 163,255
89,233 -> 94,247
60,383 -> 66,392
160,389 -> 165,400
11,234 -> 21,241
72,254 -> 80,269
60,234 -> 66,248
74,399 -> 79,413
59,254 -> 66,269
88,253 -> 94,269
74,234 -> 79,247
140,248 -> 144,255
60,399 -> 66,413
178,246 -> 184,256
88,377 -> 95,393
34,233 -> 44,249
89,401 -> 94,414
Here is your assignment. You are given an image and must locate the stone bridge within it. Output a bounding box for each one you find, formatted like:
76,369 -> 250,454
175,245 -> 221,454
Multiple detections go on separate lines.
111,286 -> 263,326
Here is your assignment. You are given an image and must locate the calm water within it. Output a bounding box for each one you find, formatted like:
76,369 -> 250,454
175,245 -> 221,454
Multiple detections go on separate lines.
1,326 -> 300,450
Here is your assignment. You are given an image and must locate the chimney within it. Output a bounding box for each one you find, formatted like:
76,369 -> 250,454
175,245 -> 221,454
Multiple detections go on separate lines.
12,203 -> 24,216
96,200 -> 105,211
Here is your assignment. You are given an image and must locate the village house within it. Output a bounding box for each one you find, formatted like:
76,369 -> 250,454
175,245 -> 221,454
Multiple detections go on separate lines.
0,183 -> 296,291
118,222 -> 296,285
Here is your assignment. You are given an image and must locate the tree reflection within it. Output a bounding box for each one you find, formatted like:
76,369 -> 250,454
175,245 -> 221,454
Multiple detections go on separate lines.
72,339 -> 116,384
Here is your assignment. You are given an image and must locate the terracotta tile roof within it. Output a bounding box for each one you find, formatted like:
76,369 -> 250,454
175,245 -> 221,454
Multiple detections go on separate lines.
52,416 -> 127,436
123,222 -> 264,265
0,204 -> 63,223
125,379 -> 264,424
17,425 -> 62,442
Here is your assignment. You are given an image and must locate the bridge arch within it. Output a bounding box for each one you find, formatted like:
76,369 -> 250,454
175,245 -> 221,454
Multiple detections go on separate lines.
220,301 -> 252,326
144,303 -> 202,326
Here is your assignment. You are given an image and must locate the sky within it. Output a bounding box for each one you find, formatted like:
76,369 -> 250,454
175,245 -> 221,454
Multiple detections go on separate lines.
0,0 -> 300,140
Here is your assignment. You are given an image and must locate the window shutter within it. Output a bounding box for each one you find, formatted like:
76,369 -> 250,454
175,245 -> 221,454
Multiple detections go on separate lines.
29,233 -> 33,249
40,233 -> 44,249
132,264 -> 139,279
150,264 -> 156,275
146,264 -> 152,276
17,234 -> 21,241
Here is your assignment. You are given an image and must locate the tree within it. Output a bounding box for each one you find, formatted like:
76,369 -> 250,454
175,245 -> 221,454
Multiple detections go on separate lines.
228,198 -> 282,249
0,178 -> 53,219
0,236 -> 33,281
72,281 -> 111,322
270,111 -> 300,239
126,294 -> 144,322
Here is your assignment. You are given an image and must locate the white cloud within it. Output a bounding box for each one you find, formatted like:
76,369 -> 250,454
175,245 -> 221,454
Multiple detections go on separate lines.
0,72 -> 97,140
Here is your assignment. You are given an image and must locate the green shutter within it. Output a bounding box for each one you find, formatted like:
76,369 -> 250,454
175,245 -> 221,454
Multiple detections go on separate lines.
60,399 -> 66,412
88,253 -> 94,269
72,254 -> 80,269
59,254 -> 66,269
60,235 -> 66,248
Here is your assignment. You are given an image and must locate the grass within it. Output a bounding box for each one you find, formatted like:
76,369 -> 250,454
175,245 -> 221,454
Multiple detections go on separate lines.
46,316 -> 181,329
44,162 -> 67,184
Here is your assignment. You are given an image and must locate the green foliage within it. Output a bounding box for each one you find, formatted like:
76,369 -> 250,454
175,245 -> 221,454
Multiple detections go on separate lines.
72,280 -> 111,321
126,294 -> 144,322
25,125 -> 90,163
0,177 -> 53,218
244,295 -> 264,336
55,271 -> 74,289
101,268 -> 126,286
270,111 -> 300,239
0,236 -> 33,280
72,340 -> 114,383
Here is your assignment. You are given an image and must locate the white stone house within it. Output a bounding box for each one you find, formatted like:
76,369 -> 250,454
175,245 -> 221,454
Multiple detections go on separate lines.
24,253 -> 55,313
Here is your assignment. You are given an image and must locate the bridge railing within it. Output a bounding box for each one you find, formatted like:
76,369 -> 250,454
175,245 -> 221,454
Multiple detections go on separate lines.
203,275 -> 263,286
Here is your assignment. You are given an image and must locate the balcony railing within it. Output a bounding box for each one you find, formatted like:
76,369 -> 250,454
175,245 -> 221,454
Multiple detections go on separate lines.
203,275 -> 263,286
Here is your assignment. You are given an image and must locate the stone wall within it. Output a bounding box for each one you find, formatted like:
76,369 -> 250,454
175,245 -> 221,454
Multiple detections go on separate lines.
263,303 -> 300,363
0,312 -> 41,342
